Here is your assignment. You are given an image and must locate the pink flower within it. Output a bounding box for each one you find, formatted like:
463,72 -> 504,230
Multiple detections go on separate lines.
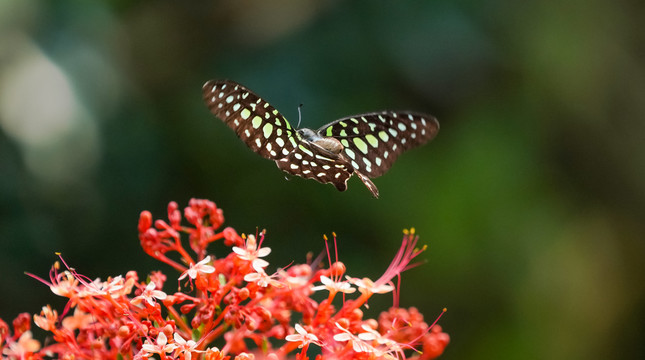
139,332 -> 177,357
311,275 -> 356,295
232,234 -> 271,269
77,275 -> 126,298
131,281 -> 168,306
178,255 -> 215,281
173,332 -> 203,360
333,323 -> 375,354
285,324 -> 322,348
243,262 -> 283,288
33,306 -> 57,332
347,276 -> 394,295
1,331 -> 40,358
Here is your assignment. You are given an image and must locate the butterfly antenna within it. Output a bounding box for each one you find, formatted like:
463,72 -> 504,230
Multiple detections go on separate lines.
296,103 -> 304,129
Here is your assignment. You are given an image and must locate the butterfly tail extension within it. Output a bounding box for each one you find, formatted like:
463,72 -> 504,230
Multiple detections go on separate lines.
354,170 -> 379,198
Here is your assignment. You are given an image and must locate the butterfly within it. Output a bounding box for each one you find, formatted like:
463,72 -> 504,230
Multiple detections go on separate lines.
202,80 -> 439,198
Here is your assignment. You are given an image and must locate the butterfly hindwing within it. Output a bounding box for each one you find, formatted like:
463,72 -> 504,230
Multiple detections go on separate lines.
202,80 -> 300,160
275,141 -> 354,192
319,112 -> 440,178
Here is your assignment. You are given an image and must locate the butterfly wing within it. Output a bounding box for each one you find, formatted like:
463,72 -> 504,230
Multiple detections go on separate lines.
319,111 -> 439,178
203,80 -> 300,160
275,141 -> 355,192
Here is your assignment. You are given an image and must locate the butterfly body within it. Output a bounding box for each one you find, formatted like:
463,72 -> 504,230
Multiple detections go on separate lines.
302,132 -> 345,155
202,80 -> 439,197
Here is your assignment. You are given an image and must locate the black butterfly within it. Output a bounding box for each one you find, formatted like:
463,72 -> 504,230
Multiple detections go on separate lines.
202,80 -> 439,198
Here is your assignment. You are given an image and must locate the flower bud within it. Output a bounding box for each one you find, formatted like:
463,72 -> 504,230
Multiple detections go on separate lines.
117,325 -> 130,338
138,211 -> 152,233
329,261 -> 346,277
238,287 -> 250,301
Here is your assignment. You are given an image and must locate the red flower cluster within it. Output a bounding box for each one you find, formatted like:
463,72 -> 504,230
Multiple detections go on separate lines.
0,199 -> 449,359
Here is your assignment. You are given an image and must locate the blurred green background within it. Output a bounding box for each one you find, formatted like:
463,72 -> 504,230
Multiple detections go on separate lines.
1,0 -> 644,358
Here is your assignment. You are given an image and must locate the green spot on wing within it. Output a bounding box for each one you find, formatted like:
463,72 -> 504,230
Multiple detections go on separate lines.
252,116 -> 262,129
262,123 -> 273,138
353,138 -> 369,154
299,144 -> 313,157
378,131 -> 389,142
365,134 -> 379,148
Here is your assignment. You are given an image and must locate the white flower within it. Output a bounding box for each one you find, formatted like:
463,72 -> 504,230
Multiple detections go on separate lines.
179,256 -> 215,280
131,282 -> 167,306
285,324 -> 321,348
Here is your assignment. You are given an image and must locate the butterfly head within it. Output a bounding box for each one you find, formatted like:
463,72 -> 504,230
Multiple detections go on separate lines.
296,128 -> 320,142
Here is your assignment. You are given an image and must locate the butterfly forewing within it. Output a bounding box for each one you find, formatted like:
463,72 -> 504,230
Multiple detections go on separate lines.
202,80 -> 300,160
319,112 -> 439,177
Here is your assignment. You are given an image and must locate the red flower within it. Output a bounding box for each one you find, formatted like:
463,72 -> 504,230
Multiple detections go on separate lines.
1,199 -> 448,360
